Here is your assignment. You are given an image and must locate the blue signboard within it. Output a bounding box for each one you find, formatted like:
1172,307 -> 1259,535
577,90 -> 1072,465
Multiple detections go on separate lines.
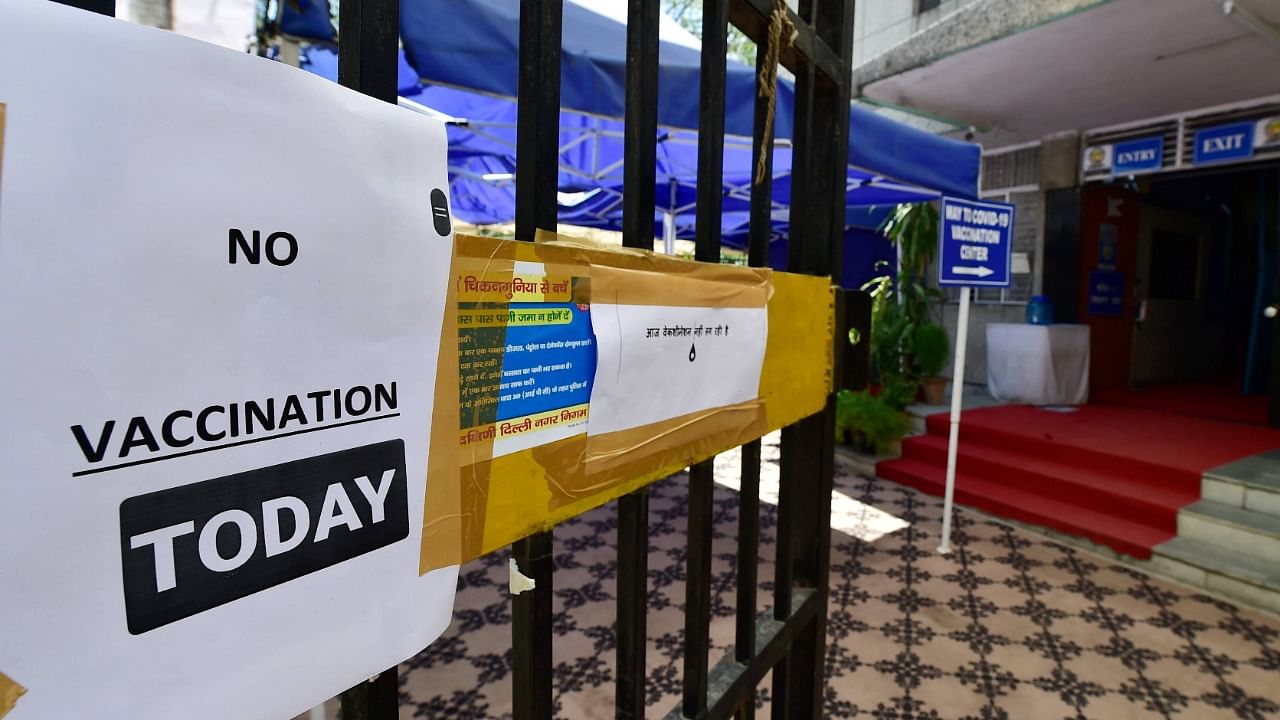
496,302 -> 595,422
1087,270 -> 1125,317
938,197 -> 1014,288
1112,136 -> 1162,174
1194,122 -> 1255,165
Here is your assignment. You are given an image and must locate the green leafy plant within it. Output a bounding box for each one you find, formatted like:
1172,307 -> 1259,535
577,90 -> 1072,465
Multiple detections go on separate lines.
835,389 -> 910,455
877,375 -> 920,411
837,202 -> 947,450
912,322 -> 949,378
869,202 -> 949,382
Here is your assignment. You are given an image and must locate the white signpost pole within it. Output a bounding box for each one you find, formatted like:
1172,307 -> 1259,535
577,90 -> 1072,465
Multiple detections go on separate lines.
937,285 -> 970,555
935,196 -> 1013,555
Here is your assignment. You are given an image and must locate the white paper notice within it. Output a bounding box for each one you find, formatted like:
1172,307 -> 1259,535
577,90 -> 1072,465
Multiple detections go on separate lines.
0,3 -> 456,719
589,304 -> 767,435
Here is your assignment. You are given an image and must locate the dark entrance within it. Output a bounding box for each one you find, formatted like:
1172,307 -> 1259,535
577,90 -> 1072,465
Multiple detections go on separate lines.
1079,166 -> 1280,426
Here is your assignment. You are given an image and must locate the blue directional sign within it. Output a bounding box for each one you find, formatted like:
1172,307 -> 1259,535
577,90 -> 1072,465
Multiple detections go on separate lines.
1194,122 -> 1254,165
1112,136 -> 1163,174
938,197 -> 1014,288
1087,269 -> 1124,317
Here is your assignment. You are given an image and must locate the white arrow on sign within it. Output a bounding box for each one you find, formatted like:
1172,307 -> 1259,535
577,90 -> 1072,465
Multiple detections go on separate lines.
951,266 -> 994,277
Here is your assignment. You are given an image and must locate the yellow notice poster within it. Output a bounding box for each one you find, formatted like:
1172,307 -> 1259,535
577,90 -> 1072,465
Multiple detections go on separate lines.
421,233 -> 834,573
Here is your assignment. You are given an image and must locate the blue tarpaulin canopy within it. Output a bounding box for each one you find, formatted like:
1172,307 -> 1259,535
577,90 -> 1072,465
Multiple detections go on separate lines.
287,0 -> 978,268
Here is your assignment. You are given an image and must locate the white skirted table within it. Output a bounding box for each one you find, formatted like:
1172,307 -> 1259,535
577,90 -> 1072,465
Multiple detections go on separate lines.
985,323 -> 1090,405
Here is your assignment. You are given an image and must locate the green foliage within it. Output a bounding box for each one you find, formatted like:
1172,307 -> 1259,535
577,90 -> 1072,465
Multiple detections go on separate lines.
912,323 -> 949,378
861,203 -> 950,385
663,0 -> 758,65
835,389 -> 910,455
880,202 -> 938,279
877,375 -> 920,412
879,202 -> 943,331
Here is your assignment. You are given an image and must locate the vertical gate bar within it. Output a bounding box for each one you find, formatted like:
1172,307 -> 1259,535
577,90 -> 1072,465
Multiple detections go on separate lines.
770,7 -> 822,717
333,1 -> 401,715
52,0 -> 114,15
337,0 -> 398,104
733,439 -> 760,720
617,2 -> 660,718
775,0 -> 857,715
339,670 -> 399,720
616,491 -> 650,720
684,460 -> 716,717
512,3 -> 563,720
684,0 -> 728,716
621,0 -> 660,250
514,0 -> 564,240
512,531 -> 556,720
732,25 -> 780,719
694,0 -> 728,265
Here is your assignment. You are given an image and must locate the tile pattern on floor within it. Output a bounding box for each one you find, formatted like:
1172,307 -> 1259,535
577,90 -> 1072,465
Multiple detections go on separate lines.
398,436 -> 1280,719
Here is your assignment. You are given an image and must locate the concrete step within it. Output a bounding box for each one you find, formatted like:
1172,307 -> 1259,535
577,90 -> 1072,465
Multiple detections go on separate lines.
1152,536 -> 1280,615
1178,500 -> 1280,563
1203,450 -> 1280,516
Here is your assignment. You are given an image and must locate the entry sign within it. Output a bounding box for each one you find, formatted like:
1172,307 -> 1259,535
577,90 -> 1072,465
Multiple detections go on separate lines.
1112,136 -> 1163,175
0,3 -> 456,720
938,197 -> 1014,288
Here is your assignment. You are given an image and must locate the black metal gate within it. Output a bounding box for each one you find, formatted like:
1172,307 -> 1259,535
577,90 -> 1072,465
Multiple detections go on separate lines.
56,0 -> 864,717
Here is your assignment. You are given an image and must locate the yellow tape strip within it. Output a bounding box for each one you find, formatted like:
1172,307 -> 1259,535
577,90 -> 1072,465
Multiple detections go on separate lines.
420,233 -> 833,573
0,671 -> 26,719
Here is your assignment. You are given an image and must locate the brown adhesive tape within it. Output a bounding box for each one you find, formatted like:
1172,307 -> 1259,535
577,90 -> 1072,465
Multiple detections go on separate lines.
587,265 -> 766,308
760,270 -> 835,426
421,232 -> 832,573
581,399 -> 767,483
420,237 -> 521,572
0,671 -> 25,719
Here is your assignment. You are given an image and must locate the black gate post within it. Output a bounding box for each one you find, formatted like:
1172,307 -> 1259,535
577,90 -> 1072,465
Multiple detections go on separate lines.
773,0 -> 856,717
616,0 -> 661,718
333,0 -> 402,715
683,0 -> 729,716
511,2 -> 564,719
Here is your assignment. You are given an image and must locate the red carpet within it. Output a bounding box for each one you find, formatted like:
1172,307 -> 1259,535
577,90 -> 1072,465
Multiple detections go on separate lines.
877,404 -> 1280,559
1094,384 -> 1268,426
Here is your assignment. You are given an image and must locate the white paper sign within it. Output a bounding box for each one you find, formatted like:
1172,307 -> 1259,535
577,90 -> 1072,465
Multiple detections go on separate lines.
589,304 -> 766,435
0,3 -> 456,719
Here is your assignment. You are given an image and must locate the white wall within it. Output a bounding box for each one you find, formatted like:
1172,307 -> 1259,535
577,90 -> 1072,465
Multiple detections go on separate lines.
853,0 -> 984,67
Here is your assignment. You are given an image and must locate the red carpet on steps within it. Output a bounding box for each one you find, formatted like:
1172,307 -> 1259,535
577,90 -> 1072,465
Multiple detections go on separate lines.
876,404 -> 1280,559
1094,384 -> 1268,426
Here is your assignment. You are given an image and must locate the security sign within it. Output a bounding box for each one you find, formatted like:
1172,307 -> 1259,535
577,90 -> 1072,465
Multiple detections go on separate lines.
938,197 -> 1014,288
0,3 -> 456,719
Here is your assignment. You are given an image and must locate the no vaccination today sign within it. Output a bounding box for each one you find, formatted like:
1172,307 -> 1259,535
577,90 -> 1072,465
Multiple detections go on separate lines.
0,2 -> 457,719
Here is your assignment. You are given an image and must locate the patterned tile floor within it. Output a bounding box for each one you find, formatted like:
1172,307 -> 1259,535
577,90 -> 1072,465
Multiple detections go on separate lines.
397,434 -> 1280,719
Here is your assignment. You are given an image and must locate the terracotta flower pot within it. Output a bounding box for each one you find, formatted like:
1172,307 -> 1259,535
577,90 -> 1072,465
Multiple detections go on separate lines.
921,376 -> 948,406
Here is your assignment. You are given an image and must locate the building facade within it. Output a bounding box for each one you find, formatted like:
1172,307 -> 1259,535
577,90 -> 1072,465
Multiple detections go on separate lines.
854,0 -> 1280,396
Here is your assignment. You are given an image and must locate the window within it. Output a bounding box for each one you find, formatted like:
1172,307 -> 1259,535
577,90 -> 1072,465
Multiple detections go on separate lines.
917,0 -> 941,13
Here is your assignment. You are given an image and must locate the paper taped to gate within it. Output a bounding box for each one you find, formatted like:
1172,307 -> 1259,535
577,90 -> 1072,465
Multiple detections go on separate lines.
420,233 -> 834,572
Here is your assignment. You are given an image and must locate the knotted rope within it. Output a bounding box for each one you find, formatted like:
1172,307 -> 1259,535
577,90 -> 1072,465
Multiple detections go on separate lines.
754,0 -> 796,186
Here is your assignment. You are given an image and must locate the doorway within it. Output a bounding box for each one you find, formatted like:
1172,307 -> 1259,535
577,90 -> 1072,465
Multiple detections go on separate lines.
1130,205 -> 1219,386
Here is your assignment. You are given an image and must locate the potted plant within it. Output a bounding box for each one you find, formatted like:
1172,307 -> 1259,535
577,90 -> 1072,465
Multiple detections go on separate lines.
836,389 -> 911,456
913,322 -> 950,405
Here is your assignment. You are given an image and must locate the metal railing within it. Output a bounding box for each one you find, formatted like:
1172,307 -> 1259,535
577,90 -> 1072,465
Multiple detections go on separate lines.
56,0 -> 865,717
